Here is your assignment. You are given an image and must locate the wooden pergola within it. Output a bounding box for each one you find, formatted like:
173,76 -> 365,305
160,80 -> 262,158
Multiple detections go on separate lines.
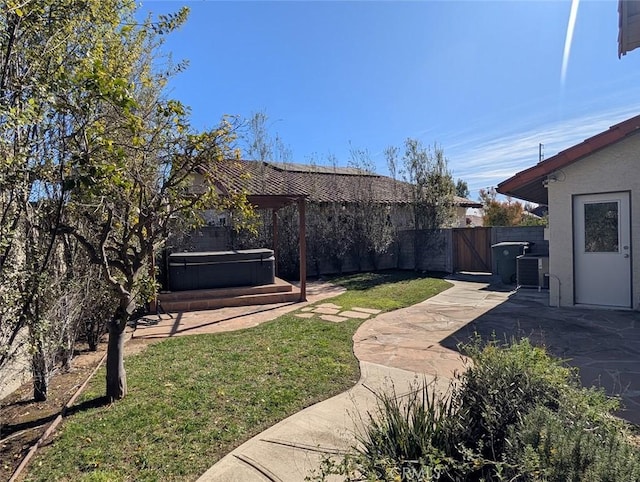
246,194 -> 307,302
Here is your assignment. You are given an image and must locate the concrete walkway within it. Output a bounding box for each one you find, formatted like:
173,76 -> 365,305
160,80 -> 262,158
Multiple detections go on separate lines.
198,274 -> 640,481
198,277 -> 512,482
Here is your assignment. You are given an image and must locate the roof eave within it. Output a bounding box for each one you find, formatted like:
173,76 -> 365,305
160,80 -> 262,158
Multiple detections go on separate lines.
457,201 -> 483,208
497,114 -> 640,204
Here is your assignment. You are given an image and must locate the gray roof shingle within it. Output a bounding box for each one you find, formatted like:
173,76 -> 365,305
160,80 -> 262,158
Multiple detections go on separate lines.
213,160 -> 481,207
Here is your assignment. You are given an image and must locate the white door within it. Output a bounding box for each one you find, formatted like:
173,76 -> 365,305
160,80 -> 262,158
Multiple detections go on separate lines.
573,192 -> 631,307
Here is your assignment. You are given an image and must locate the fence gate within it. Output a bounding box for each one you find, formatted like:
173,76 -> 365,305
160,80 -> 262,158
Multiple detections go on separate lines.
452,227 -> 492,272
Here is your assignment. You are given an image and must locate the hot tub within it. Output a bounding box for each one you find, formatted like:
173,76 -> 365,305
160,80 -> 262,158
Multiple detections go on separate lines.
168,249 -> 275,291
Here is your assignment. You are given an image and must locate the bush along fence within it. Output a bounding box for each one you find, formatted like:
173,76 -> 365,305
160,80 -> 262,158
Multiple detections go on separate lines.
172,225 -> 546,280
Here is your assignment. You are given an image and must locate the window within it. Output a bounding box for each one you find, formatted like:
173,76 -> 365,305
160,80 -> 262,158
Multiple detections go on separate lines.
584,201 -> 619,253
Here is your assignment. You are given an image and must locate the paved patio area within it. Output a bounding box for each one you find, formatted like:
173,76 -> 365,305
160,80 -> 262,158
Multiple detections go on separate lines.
357,273 -> 640,424
441,278 -> 640,425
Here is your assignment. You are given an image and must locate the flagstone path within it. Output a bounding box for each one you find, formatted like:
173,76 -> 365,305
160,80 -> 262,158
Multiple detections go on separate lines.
294,303 -> 381,322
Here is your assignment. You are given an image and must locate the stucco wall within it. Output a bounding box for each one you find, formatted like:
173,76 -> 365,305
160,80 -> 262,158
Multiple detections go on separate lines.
455,207 -> 467,227
547,132 -> 640,309
0,329 -> 30,401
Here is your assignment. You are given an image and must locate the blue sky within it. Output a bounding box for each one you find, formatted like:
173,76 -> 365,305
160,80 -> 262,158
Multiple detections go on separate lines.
140,1 -> 640,200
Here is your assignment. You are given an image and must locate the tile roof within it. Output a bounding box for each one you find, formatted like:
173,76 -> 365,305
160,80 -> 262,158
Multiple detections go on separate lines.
212,160 -> 481,207
497,114 -> 640,204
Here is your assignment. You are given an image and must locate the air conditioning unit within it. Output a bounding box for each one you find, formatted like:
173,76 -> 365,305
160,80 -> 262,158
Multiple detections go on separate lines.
517,255 -> 549,289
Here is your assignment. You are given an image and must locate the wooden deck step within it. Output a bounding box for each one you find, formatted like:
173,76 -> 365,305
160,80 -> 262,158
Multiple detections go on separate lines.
158,278 -> 292,302
157,278 -> 300,313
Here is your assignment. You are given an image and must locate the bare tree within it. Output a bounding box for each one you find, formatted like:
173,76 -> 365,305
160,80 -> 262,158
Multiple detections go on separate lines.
387,139 -> 455,270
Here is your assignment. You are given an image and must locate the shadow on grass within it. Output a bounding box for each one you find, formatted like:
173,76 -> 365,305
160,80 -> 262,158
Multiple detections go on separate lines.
328,269 -> 448,291
65,396 -> 110,416
132,302 -> 300,339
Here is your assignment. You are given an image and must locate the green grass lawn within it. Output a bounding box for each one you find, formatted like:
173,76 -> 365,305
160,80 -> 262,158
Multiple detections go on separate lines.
327,270 -> 452,312
25,271 -> 451,482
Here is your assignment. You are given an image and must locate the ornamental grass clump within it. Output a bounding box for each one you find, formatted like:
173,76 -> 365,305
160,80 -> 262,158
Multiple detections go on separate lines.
356,382 -> 458,480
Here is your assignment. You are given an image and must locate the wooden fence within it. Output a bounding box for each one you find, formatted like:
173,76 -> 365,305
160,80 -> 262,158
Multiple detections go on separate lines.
173,225 -> 546,279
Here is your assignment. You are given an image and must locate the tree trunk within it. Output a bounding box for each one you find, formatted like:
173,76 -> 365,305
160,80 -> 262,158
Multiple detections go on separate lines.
32,343 -> 48,402
60,324 -> 74,372
369,250 -> 378,271
106,316 -> 127,401
87,328 -> 99,351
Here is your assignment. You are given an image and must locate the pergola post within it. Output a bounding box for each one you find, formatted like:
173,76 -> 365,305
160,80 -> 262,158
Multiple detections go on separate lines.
298,197 -> 307,302
272,209 -> 279,277
246,194 -> 307,302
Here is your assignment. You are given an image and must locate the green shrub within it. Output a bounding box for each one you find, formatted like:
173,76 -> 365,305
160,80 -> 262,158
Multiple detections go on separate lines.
453,338 -> 578,472
312,338 -> 640,482
505,403 -> 640,482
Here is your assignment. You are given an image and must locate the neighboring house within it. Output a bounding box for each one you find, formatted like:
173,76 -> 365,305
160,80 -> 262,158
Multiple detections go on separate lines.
465,210 -> 484,227
528,204 -> 549,218
454,200 -> 483,228
204,160 -> 481,228
497,114 -> 640,310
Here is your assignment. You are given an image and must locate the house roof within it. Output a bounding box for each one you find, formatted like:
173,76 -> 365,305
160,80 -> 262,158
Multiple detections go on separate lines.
213,160 -> 482,207
497,114 -> 640,204
619,0 -> 640,57
265,162 -> 371,176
